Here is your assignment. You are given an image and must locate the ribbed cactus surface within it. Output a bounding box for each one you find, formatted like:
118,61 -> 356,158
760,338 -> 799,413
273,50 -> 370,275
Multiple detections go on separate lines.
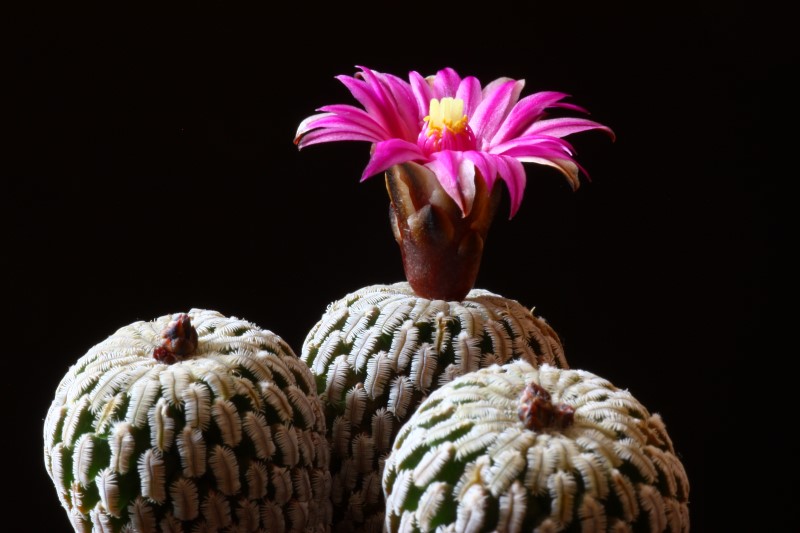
300,282 -> 566,533
383,361 -> 690,533
43,309 -> 330,533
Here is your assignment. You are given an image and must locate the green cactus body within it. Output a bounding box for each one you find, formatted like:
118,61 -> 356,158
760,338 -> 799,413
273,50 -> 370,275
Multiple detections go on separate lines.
383,361 -> 690,533
43,309 -> 330,533
300,282 -> 566,533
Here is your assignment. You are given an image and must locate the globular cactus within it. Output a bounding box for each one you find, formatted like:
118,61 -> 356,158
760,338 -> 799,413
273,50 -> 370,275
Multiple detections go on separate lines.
383,361 -> 690,533
43,309 -> 331,533
300,282 -> 566,533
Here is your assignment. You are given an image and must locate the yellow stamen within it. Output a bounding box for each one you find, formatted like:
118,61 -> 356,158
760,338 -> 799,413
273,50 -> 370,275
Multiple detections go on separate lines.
424,97 -> 468,136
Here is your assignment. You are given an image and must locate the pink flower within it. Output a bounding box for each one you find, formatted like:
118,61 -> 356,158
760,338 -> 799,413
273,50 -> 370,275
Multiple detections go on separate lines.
295,66 -> 614,218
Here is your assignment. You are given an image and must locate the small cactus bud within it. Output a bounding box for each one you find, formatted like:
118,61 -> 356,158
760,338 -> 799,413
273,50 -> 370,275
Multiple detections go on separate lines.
153,313 -> 198,363
518,381 -> 575,431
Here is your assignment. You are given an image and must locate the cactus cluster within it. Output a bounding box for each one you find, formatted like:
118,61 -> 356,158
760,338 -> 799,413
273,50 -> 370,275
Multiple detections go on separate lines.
43,309 -> 330,533
300,282 -> 566,532
382,361 -> 690,533
44,66 -> 689,532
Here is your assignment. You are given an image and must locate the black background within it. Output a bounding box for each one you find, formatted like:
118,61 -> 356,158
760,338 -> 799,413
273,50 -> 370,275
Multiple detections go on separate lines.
10,3 -> 791,532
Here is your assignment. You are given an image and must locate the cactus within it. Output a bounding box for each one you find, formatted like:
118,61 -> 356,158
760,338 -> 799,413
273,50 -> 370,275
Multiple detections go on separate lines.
43,309 -> 330,533
383,360 -> 690,533
300,282 -> 566,532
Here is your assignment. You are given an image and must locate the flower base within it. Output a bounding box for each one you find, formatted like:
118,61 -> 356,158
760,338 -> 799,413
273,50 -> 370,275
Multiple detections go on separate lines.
385,162 -> 501,302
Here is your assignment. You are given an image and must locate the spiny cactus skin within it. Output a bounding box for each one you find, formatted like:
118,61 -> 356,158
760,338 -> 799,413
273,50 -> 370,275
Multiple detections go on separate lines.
43,309 -> 331,533
300,282 -> 566,533
383,361 -> 690,533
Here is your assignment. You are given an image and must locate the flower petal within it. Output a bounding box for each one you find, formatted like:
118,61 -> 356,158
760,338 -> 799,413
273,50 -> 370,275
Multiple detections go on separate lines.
355,66 -> 417,140
409,70 -> 434,117
481,77 -> 525,108
495,138 -> 585,190
432,67 -> 462,98
489,91 -> 571,146
470,79 -> 525,148
294,107 -> 389,147
426,151 -> 476,216
489,135 -> 576,159
462,151 -> 499,193
295,111 -> 387,147
456,76 -> 482,119
337,71 -> 411,142
517,156 -> 583,191
295,112 -> 334,143
522,117 -> 616,141
426,151 -> 460,201
317,104 -> 392,138
551,101 -> 589,113
494,156 -> 527,219
361,139 -> 427,181
296,128 -> 382,148
336,74 -> 385,122
382,72 -> 423,134
458,157 -> 477,216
